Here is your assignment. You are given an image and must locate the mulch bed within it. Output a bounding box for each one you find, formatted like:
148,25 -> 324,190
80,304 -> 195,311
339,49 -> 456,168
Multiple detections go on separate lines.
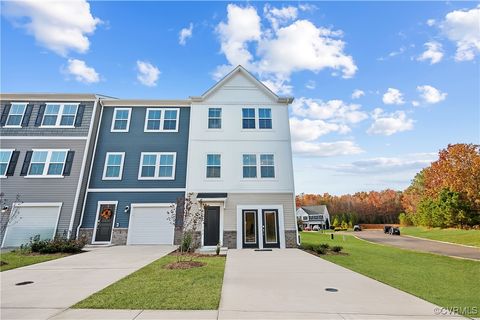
163,261 -> 207,269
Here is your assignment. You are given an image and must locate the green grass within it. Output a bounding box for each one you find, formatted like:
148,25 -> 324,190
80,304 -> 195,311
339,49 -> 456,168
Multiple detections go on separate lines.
301,232 -> 480,315
74,255 -> 226,310
400,227 -> 480,247
0,251 -> 68,271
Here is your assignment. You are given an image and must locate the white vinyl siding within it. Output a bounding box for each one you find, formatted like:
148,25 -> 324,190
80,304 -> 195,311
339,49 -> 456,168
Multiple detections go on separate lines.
111,108 -> 131,132
5,103 -> 27,127
138,152 -> 176,180
102,152 -> 125,180
42,103 -> 78,127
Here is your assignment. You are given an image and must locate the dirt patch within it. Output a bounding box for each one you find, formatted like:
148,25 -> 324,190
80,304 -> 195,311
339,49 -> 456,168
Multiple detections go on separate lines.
163,261 -> 207,269
0,261 -> 7,266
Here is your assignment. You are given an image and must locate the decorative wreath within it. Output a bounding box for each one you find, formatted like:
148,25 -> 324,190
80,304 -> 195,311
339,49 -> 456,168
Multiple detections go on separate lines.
100,208 -> 112,220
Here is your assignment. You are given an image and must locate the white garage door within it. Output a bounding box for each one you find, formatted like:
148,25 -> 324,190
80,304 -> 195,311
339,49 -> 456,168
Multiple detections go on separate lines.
127,204 -> 174,245
2,203 -> 62,248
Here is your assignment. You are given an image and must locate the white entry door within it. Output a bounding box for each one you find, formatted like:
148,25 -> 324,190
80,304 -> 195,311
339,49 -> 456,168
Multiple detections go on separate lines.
2,203 -> 62,247
126,204 -> 174,245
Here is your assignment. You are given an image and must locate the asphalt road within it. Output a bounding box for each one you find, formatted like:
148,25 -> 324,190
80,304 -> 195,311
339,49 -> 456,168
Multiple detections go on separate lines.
352,230 -> 480,260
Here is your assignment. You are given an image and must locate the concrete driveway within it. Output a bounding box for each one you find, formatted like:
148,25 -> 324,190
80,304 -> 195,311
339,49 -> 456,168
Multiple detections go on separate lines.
219,249 -> 462,319
1,245 -> 175,320
352,230 -> 480,260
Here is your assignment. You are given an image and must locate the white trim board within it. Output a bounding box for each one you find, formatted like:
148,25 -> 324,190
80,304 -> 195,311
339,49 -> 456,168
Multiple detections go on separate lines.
92,201 -> 118,244
87,188 -> 186,193
200,202 -> 224,248
126,203 -> 176,245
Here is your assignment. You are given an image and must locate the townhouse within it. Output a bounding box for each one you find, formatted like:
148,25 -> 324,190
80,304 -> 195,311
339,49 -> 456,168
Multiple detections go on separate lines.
0,66 -> 298,249
0,94 -> 101,247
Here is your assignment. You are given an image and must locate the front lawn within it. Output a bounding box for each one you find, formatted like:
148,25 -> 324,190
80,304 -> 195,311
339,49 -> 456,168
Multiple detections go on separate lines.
0,251 -> 69,271
400,226 -> 480,247
74,254 -> 226,310
301,232 -> 480,315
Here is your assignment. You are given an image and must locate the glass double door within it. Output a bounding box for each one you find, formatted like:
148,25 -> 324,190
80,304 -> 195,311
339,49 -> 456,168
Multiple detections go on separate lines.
242,209 -> 279,248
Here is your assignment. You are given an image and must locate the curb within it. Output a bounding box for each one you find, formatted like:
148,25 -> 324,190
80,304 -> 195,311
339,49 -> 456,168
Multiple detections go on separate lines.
401,234 -> 480,249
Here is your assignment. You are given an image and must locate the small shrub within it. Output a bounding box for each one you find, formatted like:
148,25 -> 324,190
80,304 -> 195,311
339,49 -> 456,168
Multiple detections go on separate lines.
334,227 -> 341,232
180,232 -> 193,252
319,243 -> 330,250
313,245 -> 327,255
331,246 -> 343,253
299,243 -> 314,251
23,236 -> 85,254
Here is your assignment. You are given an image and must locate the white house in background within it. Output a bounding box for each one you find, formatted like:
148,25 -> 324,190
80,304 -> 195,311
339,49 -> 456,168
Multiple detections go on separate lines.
186,65 -> 298,249
296,205 -> 331,230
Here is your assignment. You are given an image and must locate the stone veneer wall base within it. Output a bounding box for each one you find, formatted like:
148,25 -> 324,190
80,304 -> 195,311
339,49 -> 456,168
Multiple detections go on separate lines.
223,231 -> 237,249
285,230 -> 298,248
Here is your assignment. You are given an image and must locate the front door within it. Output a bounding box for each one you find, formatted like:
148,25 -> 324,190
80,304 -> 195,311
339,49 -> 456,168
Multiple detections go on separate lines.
242,210 -> 258,248
204,206 -> 220,246
94,203 -> 116,242
262,209 -> 280,248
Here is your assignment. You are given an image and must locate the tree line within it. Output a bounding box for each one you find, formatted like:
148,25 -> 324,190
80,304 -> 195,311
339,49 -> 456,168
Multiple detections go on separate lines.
296,143 -> 480,229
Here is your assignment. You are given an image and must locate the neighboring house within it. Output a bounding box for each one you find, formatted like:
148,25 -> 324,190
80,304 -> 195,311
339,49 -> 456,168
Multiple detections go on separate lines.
77,99 -> 190,245
0,94 -> 101,247
187,66 -> 298,248
296,205 -> 331,230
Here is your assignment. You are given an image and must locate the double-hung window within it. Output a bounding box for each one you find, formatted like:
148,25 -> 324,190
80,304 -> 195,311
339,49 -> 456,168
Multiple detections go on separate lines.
111,108 -> 131,132
28,150 -> 68,177
145,108 -> 179,132
258,108 -> 272,129
242,108 -> 256,129
42,103 -> 78,127
139,152 -> 176,180
0,150 -> 14,176
206,154 -> 221,178
242,154 -> 275,179
208,108 -> 222,129
242,154 -> 257,178
5,103 -> 27,127
102,152 -> 125,180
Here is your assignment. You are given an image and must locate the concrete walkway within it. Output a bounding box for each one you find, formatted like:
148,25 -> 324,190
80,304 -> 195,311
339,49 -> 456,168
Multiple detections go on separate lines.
353,230 -> 480,260
0,245 -> 175,320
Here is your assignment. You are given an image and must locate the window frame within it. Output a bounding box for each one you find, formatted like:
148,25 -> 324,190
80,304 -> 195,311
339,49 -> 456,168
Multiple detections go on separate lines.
102,152 -> 125,181
242,154 -> 258,179
259,154 -> 275,178
242,108 -> 256,129
258,108 -> 273,129
207,107 -> 222,130
144,108 -> 180,133
206,153 -> 221,179
26,149 -> 69,178
0,149 -> 14,178
111,108 -> 132,133
242,153 -> 276,180
41,103 -> 79,128
138,152 -> 176,180
5,102 -> 28,128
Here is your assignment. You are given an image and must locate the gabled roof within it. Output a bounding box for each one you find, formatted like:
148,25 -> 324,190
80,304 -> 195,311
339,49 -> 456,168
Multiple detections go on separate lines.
301,205 -> 328,216
190,65 -> 294,104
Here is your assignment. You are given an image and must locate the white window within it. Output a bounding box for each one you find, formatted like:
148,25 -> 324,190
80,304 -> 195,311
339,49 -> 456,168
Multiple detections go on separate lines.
0,150 -> 14,177
28,150 -> 68,177
242,108 -> 256,129
144,108 -> 179,132
208,108 -> 222,129
302,216 -> 308,221
138,152 -> 176,180
206,154 -> 221,178
5,103 -> 27,127
258,108 -> 272,129
42,103 -> 78,127
111,108 -> 131,132
102,152 -> 125,180
242,153 -> 275,179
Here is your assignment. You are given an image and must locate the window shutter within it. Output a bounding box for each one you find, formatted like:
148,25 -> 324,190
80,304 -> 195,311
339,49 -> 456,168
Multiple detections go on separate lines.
1,104 -> 11,127
74,104 -> 85,127
35,104 -> 46,127
63,151 -> 75,176
6,151 -> 20,176
20,151 -> 33,176
22,104 -> 34,127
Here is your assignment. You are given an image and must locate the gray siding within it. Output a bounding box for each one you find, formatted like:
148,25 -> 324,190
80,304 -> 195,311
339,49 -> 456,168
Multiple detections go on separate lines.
0,139 -> 87,239
89,106 -> 190,189
82,192 -> 185,228
0,100 -> 94,137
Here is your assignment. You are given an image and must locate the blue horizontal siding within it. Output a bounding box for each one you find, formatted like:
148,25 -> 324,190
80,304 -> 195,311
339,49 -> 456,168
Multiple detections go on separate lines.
89,106 -> 190,189
82,192 -> 185,228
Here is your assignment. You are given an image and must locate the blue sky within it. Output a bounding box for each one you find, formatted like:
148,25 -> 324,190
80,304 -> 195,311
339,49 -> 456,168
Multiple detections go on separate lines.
1,1 -> 479,195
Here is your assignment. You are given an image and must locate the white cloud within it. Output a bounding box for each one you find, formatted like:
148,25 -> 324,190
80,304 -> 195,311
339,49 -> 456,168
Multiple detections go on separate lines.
3,0 -> 101,56
417,85 -> 447,104
292,97 -> 368,124
264,4 -> 298,30
427,19 -> 436,27
367,108 -> 414,136
305,80 -> 316,90
441,6 -> 480,61
65,59 -> 99,83
261,78 -> 293,95
351,89 -> 365,99
417,41 -> 444,64
411,100 -> 420,107
136,60 -> 160,87
214,4 -> 357,88
292,140 -> 363,157
179,23 -> 193,46
382,88 -> 405,105
289,117 -> 350,142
